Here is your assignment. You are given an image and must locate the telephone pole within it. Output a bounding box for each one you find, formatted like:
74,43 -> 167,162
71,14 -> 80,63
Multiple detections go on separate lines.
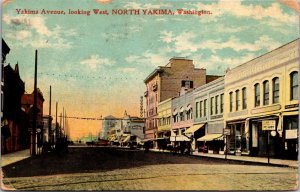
32,50 -> 38,156
49,85 -> 52,144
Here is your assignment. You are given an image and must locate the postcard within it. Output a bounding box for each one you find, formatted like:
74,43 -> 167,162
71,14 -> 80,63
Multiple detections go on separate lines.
1,0 -> 299,191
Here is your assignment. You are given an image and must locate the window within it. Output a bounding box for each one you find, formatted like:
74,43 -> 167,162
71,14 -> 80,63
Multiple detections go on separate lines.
220,94 -> 224,113
235,90 -> 240,111
200,101 -> 203,117
195,102 -> 199,118
229,92 -> 233,112
181,80 -> 193,88
290,72 -> 298,100
272,77 -> 279,104
263,80 -> 269,105
204,99 -> 207,117
210,97 -> 214,115
215,95 -> 219,114
254,83 -> 260,107
242,88 -> 247,109
180,111 -> 184,121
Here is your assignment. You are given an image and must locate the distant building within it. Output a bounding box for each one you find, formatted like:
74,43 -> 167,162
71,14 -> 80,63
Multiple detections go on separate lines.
21,89 -> 45,149
100,115 -> 117,140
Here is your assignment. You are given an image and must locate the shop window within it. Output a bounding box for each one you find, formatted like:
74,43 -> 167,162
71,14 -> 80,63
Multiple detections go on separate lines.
263,80 -> 269,105
204,99 -> 207,117
220,94 -> 224,113
229,92 -> 233,112
215,95 -> 219,114
272,77 -> 279,104
290,71 -> 298,100
235,90 -> 240,111
286,116 -> 298,130
242,87 -> 247,109
254,83 -> 260,107
210,97 -> 214,115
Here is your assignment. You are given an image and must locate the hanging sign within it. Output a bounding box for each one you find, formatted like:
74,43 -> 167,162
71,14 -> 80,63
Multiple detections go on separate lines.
262,120 -> 276,131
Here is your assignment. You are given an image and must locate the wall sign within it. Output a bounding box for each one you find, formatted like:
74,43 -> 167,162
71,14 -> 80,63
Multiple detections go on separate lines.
262,120 -> 276,131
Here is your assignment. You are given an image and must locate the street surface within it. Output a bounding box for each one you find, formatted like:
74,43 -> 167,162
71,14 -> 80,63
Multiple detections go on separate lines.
2,147 -> 298,191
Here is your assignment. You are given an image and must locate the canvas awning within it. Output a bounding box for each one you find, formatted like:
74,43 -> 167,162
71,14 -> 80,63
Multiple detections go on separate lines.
197,134 -> 223,141
122,135 -> 131,143
185,123 -> 205,134
173,109 -> 178,115
170,136 -> 190,142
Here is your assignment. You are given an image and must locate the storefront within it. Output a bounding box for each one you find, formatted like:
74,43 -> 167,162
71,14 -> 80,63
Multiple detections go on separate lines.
282,114 -> 298,160
226,120 -> 249,155
249,116 -> 281,157
197,133 -> 224,154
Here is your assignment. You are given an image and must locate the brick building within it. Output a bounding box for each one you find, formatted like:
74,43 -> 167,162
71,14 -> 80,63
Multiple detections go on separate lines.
144,57 -> 220,146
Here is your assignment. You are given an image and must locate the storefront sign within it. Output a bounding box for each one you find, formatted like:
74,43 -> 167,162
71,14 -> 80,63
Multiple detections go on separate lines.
285,129 -> 298,139
262,120 -> 276,131
285,104 -> 299,109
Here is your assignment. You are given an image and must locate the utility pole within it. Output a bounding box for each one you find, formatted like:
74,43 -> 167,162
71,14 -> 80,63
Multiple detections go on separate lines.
55,102 -> 58,141
32,50 -> 38,156
49,85 -> 52,144
60,112 -> 62,137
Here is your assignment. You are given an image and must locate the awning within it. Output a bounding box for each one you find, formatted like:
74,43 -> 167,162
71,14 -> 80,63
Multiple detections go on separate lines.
197,134 -> 223,141
180,107 -> 184,113
186,104 -> 192,111
123,135 -> 131,143
170,136 -> 190,142
185,123 -> 205,134
173,109 -> 178,115
156,137 -> 170,140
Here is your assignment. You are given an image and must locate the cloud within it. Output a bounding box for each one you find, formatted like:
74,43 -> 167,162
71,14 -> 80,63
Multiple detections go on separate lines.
125,50 -> 169,67
3,14 -> 76,49
192,0 -> 297,23
80,55 -> 115,69
170,30 -> 282,54
160,30 -> 174,43
194,53 -> 256,74
119,67 -> 137,73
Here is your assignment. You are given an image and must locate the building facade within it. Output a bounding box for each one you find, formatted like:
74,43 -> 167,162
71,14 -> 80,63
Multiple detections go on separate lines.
100,115 -> 117,140
2,63 -> 27,154
224,39 -> 299,159
144,57 -> 214,144
194,77 -> 224,153
171,90 -> 194,146
157,98 -> 172,148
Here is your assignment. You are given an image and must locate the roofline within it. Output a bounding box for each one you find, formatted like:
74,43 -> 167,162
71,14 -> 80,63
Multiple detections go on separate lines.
227,38 -> 299,74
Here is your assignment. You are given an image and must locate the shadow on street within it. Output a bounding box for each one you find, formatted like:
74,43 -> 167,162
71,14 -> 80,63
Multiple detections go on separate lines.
3,146 -> 243,178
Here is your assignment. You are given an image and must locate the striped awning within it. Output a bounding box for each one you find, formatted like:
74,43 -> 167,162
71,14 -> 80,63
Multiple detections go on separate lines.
185,123 -> 205,134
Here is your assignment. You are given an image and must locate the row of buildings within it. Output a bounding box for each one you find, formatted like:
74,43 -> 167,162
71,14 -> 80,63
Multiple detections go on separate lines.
144,39 -> 299,160
100,111 -> 145,146
1,39 -> 60,154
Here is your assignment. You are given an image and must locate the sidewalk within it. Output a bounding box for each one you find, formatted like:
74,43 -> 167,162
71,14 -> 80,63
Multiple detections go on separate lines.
1,149 -> 31,167
150,149 -> 298,168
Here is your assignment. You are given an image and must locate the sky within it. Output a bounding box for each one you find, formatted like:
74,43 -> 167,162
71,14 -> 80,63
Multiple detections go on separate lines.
2,0 -> 299,140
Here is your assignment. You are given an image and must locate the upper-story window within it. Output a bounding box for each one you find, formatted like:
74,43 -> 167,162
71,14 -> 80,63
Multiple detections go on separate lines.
235,90 -> 240,111
263,80 -> 269,105
272,77 -> 279,104
229,92 -> 233,112
195,102 -> 199,118
215,95 -> 219,114
242,87 -> 247,110
210,97 -> 214,115
204,99 -> 207,117
220,94 -> 224,113
254,83 -> 260,107
181,80 -> 193,89
200,101 -> 203,117
290,71 -> 298,100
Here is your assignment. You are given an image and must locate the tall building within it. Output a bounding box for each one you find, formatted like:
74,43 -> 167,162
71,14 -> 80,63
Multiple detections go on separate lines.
144,57 -> 219,144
